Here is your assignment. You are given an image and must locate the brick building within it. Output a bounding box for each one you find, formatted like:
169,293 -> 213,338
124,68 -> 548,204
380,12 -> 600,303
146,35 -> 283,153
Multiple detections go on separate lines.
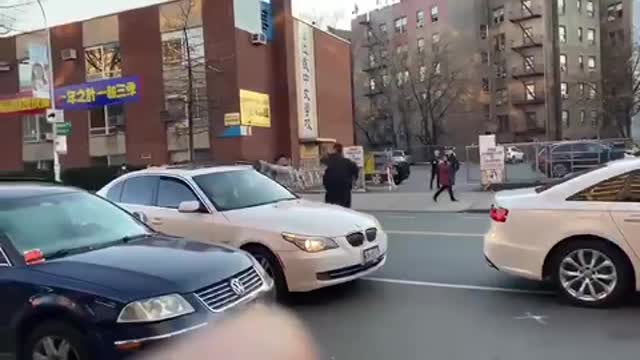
352,0 -> 629,152
0,0 -> 354,172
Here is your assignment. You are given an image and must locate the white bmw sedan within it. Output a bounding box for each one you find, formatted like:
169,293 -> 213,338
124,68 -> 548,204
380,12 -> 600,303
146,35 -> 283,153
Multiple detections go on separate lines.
485,158 -> 640,307
98,165 -> 387,298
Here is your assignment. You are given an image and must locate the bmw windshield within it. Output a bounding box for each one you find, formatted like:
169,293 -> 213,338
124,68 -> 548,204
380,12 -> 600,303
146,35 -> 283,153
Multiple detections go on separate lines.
0,192 -> 149,258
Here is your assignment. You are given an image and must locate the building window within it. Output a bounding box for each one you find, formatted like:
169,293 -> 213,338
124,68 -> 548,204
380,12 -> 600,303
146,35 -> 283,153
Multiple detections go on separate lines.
435,62 -> 441,75
381,49 -> 389,60
494,33 -> 506,51
382,71 -> 391,87
89,104 -> 124,136
578,55 -> 584,70
395,71 -> 404,87
580,110 -> 586,124
369,53 -> 376,67
561,82 -> 569,99
419,65 -> 427,82
590,110 -> 598,126
161,28 -> 204,67
394,17 -> 408,34
562,110 -> 570,128
558,0 -> 566,15
496,61 -> 507,78
522,0 -> 532,11
431,6 -> 439,22
432,32 -> 440,44
496,88 -> 508,106
524,55 -> 535,72
587,28 -> 596,45
560,54 -> 568,72
417,10 -> 425,28
480,24 -> 488,39
578,27 -> 583,42
526,112 -> 537,128
22,114 -> 51,143
523,26 -> 534,43
559,26 -> 567,43
586,0 -> 594,17
396,44 -> 409,60
525,81 -> 536,100
369,78 -> 377,92
578,82 -> 585,96
493,6 -> 505,25
577,0 -> 582,13
380,24 -> 388,37
587,56 -> 596,70
481,51 -> 489,64
498,115 -> 510,132
417,38 -> 425,54
608,2 -> 623,21
85,43 -> 122,81
482,78 -> 490,93
588,83 -> 597,99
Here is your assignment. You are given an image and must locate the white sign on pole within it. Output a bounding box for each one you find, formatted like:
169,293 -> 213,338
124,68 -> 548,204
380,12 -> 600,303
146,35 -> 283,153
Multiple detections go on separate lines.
55,136 -> 68,155
46,109 -> 64,124
294,20 -> 319,140
343,146 -> 365,167
480,145 -> 505,184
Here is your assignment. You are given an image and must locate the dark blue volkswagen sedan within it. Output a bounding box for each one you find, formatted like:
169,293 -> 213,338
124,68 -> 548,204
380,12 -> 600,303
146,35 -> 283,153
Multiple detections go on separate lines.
0,184 -> 274,360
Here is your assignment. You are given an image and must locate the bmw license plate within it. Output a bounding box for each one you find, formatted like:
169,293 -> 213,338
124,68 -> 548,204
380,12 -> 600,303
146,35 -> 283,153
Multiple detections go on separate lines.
363,246 -> 381,265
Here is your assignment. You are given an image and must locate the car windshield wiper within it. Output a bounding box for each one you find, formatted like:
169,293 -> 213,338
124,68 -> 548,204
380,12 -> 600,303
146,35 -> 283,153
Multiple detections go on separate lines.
45,234 -> 151,260
119,233 -> 152,243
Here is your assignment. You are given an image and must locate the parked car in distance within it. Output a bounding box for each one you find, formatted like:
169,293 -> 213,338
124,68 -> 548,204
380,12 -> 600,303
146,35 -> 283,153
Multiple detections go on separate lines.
485,158 -> 640,307
537,141 -> 626,178
505,146 -> 525,163
98,165 -> 388,298
391,149 -> 413,165
0,183 -> 273,360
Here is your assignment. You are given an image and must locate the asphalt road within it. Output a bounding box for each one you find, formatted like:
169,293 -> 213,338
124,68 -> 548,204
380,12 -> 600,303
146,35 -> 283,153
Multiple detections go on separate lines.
289,212 -> 640,360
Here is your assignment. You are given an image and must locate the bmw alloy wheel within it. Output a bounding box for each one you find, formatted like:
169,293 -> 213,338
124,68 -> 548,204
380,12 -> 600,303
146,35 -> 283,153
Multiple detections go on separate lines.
559,249 -> 618,303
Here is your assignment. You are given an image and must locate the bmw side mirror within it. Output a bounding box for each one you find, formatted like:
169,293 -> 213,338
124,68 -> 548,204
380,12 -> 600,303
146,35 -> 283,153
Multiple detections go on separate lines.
178,201 -> 203,213
132,211 -> 148,224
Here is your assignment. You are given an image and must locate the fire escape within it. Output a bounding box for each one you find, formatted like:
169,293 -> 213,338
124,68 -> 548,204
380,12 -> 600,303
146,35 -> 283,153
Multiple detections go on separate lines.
509,0 -> 545,134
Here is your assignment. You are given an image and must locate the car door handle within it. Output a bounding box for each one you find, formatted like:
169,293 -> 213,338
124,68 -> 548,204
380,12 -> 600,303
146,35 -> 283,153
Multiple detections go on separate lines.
150,218 -> 164,226
624,214 -> 640,223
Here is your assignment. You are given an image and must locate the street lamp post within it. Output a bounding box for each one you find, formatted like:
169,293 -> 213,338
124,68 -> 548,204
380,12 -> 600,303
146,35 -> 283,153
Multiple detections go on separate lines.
36,0 -> 60,182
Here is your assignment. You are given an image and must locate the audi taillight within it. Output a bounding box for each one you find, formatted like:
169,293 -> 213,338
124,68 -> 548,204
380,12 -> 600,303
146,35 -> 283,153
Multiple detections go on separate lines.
490,206 -> 509,223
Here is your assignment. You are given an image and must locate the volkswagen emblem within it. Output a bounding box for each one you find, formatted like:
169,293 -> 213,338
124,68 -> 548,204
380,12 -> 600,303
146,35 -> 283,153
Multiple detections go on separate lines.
229,278 -> 246,296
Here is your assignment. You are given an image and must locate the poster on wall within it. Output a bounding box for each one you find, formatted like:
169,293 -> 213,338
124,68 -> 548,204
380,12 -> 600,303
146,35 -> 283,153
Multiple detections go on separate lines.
239,89 -> 271,127
294,20 -> 319,140
28,45 -> 51,99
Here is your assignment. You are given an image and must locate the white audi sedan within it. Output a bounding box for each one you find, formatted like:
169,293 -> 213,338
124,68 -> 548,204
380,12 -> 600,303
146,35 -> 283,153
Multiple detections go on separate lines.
98,165 -> 387,298
485,158 -> 640,307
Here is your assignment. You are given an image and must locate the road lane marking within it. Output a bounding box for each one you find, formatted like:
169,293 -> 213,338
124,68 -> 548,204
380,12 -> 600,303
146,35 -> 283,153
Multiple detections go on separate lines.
383,215 -> 417,220
386,230 -> 484,238
515,312 -> 548,325
365,277 -> 554,295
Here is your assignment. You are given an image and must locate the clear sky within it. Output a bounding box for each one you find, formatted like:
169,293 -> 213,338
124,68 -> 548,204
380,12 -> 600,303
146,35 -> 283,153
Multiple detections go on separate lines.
1,0 -> 381,35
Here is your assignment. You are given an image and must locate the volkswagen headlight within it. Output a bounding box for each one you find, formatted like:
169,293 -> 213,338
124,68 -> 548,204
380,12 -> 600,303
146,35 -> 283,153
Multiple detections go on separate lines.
282,233 -> 339,253
117,294 -> 194,323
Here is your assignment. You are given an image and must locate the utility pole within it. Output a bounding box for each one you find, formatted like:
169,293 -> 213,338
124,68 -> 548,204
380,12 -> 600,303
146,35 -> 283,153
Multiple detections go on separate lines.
36,0 -> 60,182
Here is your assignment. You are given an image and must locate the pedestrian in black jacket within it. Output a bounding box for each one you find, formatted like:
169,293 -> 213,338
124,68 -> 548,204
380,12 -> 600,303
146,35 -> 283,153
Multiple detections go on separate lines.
322,143 -> 359,208
429,150 -> 441,190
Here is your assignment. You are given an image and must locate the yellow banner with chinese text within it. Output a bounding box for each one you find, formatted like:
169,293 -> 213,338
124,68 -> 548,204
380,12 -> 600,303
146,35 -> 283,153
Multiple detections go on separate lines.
0,97 -> 50,114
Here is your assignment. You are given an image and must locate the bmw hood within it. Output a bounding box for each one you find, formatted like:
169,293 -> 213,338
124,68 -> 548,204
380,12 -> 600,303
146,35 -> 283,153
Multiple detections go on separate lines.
223,199 -> 378,237
31,236 -> 254,301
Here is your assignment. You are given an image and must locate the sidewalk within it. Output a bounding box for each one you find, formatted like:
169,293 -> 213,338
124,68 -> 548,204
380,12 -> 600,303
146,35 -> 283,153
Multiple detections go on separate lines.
300,190 -> 494,213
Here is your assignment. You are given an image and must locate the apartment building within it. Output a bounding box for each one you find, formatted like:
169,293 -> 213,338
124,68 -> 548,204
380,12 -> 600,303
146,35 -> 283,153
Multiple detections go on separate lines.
0,0 -> 354,172
352,0 -> 613,149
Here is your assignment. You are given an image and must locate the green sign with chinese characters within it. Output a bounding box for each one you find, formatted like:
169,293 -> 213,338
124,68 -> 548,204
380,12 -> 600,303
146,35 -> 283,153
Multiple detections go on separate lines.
55,122 -> 72,136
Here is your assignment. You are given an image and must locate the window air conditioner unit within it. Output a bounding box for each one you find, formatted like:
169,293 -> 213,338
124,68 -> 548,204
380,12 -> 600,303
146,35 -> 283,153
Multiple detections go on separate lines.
0,61 -> 9,72
61,48 -> 77,61
251,33 -> 268,46
44,132 -> 55,141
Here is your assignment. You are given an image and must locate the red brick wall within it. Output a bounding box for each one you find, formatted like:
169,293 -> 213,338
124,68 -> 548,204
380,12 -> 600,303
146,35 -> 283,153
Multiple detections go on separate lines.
0,37 -> 23,171
315,30 -> 355,146
119,6 -> 168,166
235,29 -> 279,162
51,23 -> 91,168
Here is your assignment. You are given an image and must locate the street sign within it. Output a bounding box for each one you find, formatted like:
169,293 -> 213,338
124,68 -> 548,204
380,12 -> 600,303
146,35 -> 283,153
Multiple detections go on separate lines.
344,146 -> 365,167
46,109 -> 64,124
55,136 -> 67,155
55,122 -> 72,136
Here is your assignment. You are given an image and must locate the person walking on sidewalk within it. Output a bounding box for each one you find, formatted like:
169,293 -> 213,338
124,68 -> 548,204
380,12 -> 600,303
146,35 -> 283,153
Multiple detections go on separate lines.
429,150 -> 440,190
322,143 -> 359,208
433,158 -> 458,202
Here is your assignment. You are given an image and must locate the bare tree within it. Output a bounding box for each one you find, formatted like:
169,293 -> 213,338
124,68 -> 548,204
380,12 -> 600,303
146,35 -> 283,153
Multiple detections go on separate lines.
297,8 -> 344,30
160,0 -> 221,162
0,0 -> 35,36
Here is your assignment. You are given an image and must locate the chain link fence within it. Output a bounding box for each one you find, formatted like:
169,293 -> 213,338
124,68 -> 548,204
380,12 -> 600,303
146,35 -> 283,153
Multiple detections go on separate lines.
465,138 -> 633,185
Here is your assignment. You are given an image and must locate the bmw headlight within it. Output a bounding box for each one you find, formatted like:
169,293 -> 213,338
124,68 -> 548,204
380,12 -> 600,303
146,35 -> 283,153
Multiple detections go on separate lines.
282,233 -> 339,253
117,294 -> 194,323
